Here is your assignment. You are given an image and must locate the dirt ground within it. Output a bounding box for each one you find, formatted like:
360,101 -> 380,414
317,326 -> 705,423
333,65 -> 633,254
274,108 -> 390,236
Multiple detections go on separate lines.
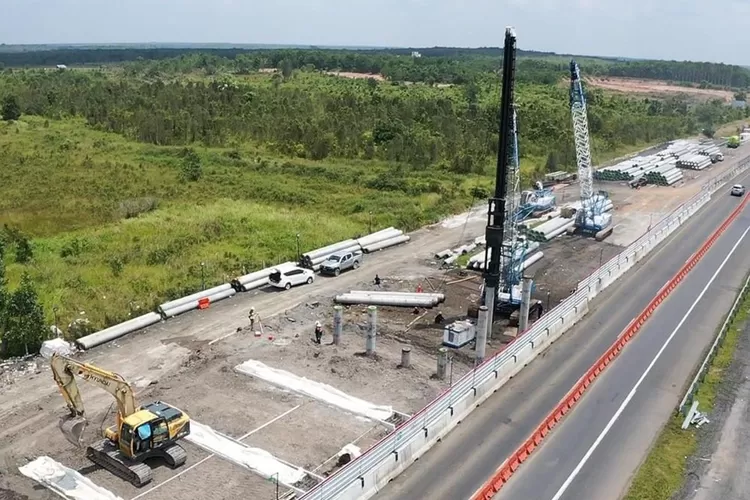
2,143 -> 749,500
586,77 -> 734,102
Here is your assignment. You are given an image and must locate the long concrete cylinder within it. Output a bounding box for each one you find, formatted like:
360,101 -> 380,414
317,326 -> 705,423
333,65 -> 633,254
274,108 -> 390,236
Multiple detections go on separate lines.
304,239 -> 359,261
356,227 -> 402,247
475,305 -> 489,362
333,306 -> 343,345
436,347 -> 448,380
362,235 -> 410,253
519,277 -> 533,333
366,306 -> 377,355
401,347 -> 411,368
76,312 -> 162,350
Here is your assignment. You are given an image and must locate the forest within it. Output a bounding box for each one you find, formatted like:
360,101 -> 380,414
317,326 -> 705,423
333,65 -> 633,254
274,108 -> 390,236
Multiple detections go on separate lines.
2,46 -> 750,88
0,46 -> 746,354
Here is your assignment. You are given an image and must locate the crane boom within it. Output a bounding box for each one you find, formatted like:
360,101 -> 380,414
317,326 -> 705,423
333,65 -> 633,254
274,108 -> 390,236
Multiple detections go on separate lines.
482,26 -> 518,326
569,60 -> 594,205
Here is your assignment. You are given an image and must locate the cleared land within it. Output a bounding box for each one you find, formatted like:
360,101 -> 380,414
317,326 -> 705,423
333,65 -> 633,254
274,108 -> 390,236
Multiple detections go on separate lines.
0,144 -> 739,499
586,77 -> 734,102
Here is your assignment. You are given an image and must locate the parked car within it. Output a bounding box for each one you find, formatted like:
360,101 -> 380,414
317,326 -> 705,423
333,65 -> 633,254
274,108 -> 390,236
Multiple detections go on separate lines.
269,265 -> 315,290
731,184 -> 745,197
320,251 -> 363,276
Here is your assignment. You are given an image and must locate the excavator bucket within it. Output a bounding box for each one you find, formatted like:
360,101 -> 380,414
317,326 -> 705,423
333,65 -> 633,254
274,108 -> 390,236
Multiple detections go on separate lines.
59,415 -> 88,448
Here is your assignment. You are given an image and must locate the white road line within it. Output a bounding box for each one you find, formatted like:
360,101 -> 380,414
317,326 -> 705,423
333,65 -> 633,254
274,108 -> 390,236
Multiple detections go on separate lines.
549,223 -> 750,500
130,404 -> 301,500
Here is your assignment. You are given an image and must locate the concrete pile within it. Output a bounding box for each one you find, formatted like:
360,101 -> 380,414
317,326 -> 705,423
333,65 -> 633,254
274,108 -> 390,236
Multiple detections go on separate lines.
300,227 -> 409,271
677,154 -> 712,170
525,217 -> 575,242
75,226 -> 410,350
437,236 -> 484,266
334,291 -> 446,308
595,139 -> 723,186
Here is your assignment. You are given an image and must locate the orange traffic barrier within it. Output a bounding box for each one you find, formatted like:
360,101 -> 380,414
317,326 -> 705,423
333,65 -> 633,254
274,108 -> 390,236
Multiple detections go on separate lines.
198,297 -> 210,309
471,193 -> 749,499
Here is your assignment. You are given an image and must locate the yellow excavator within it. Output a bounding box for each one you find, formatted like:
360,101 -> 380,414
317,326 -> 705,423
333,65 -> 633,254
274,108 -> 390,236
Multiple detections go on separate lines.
50,353 -> 191,487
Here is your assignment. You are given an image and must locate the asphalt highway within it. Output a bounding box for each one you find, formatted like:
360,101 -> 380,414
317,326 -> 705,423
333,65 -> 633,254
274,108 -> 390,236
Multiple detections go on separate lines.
498,191 -> 750,500
375,169 -> 750,500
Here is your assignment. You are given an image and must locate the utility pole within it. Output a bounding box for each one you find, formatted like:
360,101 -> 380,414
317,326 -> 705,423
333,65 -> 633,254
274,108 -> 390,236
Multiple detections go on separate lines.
200,262 -> 205,290
296,233 -> 301,263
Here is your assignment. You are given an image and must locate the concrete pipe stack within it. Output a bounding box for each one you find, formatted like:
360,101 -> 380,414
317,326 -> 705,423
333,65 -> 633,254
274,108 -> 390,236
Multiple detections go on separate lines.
300,239 -> 361,270
677,154 -> 712,170
646,162 -> 683,186
358,228 -> 409,253
466,241 -> 540,270
231,267 -> 275,292
76,312 -> 163,350
157,284 -> 237,318
525,216 -> 575,242
334,291 -> 445,308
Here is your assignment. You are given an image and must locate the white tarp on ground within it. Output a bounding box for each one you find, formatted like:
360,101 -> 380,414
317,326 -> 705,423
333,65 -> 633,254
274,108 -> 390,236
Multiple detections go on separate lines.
235,359 -> 394,422
40,338 -> 75,360
186,421 -> 305,485
19,456 -> 123,500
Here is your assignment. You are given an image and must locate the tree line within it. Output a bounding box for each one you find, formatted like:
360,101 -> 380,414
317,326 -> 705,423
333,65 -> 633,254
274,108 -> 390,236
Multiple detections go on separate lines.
2,47 -> 749,88
1,69 -> 743,178
0,237 -> 48,358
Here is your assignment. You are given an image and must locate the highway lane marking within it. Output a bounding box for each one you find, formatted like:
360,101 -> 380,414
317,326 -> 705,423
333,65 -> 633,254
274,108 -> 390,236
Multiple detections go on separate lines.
130,404 -> 301,500
549,223 -> 750,500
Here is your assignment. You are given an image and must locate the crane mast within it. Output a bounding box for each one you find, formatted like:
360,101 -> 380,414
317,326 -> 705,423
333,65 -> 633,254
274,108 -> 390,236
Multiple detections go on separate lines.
569,60 -> 594,210
482,26 -> 518,327
569,60 -> 612,239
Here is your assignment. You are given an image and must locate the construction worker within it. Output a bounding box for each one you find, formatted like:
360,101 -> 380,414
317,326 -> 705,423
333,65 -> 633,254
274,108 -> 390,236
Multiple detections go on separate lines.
314,321 -> 323,344
374,274 -> 381,289
248,307 -> 256,331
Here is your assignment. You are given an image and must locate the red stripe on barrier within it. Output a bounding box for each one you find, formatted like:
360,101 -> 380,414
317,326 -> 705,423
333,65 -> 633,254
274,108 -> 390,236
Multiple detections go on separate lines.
470,193 -> 749,500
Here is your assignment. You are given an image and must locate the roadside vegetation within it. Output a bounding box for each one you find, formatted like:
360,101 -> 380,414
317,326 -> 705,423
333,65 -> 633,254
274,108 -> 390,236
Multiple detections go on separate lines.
623,287 -> 750,500
0,47 -> 747,353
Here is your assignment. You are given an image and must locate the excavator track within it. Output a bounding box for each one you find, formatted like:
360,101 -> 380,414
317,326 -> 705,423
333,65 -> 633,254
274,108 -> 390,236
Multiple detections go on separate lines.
160,443 -> 187,468
86,440 -> 152,487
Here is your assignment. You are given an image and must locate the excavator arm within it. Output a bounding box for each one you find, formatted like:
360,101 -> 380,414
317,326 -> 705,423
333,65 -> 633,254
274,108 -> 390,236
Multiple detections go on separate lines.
50,353 -> 138,447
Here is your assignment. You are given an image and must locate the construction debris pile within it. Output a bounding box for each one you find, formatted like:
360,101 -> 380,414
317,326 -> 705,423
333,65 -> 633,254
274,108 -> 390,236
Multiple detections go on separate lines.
594,139 -> 724,186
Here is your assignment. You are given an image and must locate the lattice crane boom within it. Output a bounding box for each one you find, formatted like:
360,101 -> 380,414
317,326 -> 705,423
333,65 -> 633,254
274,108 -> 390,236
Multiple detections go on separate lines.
569,60 -> 594,205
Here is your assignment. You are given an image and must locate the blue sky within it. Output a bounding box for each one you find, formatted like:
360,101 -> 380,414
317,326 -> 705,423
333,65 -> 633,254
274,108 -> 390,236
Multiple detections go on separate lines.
4,0 -> 750,65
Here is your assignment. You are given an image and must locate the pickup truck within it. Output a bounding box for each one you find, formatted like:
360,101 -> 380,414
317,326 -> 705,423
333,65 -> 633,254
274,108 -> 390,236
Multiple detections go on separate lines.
320,251 -> 363,276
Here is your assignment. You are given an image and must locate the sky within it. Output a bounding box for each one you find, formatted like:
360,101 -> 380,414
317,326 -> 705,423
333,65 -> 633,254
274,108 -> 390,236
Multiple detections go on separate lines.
4,0 -> 750,65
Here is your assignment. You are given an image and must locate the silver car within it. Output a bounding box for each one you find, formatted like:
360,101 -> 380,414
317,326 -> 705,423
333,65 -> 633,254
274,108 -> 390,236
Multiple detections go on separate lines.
731,184 -> 745,197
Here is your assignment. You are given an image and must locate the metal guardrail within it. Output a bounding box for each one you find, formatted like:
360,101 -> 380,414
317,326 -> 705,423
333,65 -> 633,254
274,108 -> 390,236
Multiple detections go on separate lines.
678,272 -> 750,415
299,155 -> 750,500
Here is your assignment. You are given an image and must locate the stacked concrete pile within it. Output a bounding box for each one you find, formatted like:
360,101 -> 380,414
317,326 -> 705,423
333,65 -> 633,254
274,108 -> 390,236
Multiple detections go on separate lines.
436,236 -> 484,266
677,154 -> 712,170
300,227 -> 409,271
466,241 -> 543,272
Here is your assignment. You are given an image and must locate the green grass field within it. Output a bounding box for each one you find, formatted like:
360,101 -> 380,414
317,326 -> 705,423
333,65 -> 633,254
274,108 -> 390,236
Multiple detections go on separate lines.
0,116 -> 488,330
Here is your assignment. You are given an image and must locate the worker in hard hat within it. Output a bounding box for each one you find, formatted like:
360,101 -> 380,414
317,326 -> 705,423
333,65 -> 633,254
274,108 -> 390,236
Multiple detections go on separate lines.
314,321 -> 323,344
248,307 -> 256,331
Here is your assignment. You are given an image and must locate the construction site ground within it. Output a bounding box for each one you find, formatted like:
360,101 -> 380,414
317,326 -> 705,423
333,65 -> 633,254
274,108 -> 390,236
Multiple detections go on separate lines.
0,143 -> 746,500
